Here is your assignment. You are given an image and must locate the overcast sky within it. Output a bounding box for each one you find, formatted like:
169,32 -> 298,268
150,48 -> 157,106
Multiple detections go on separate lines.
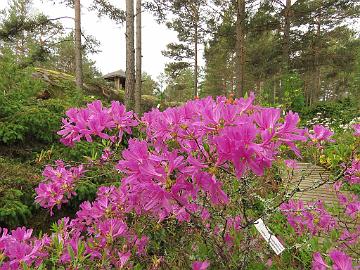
0,0 -> 182,79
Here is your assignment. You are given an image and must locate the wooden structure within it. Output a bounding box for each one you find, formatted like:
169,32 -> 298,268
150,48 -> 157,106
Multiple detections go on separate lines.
103,69 -> 126,90
288,163 -> 356,235
289,162 -> 338,205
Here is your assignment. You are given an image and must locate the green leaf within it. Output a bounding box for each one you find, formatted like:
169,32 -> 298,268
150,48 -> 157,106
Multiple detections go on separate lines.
68,245 -> 76,261
134,264 -> 143,270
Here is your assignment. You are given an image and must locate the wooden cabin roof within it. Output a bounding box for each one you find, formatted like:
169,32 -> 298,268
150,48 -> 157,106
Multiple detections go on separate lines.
103,69 -> 126,79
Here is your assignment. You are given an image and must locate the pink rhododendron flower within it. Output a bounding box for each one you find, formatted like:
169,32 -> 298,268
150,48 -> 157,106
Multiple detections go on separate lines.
266,258 -> 273,268
195,172 -> 229,205
101,147 -> 112,161
353,123 -> 360,137
35,162 -> 85,214
135,235 -> 149,255
58,100 -> 137,146
285,159 -> 299,169
215,123 -> 273,177
345,160 -> 360,185
344,201 -> 360,218
280,200 -> 336,235
254,108 -> 281,130
118,251 -> 131,268
308,125 -> 334,144
312,252 -> 328,270
192,260 -> 210,270
0,227 -> 49,269
227,215 -> 242,232
333,180 -> 343,191
59,235 -> 82,263
339,227 -> 360,247
329,250 -> 353,270
337,193 -> 360,219
276,111 -> 307,157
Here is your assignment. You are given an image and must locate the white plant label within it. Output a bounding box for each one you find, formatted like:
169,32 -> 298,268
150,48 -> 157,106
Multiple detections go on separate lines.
254,218 -> 285,255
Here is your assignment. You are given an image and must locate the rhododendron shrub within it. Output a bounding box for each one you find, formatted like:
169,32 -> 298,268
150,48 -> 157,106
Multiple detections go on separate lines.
0,95 -> 359,269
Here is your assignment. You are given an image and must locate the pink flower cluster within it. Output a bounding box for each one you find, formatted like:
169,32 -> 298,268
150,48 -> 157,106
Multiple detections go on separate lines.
280,200 -> 337,235
345,159 -> 360,185
223,215 -> 242,247
282,197 -> 359,269
1,95 -> 358,268
308,124 -> 334,146
1,187 -> 148,269
115,138 -> 228,221
339,226 -> 360,249
312,250 -> 354,270
284,159 -> 299,169
353,124 -> 360,137
337,193 -> 360,219
192,260 -> 210,270
55,186 -> 148,267
112,94 -> 309,221
0,227 -> 49,269
58,100 -> 137,146
142,95 -> 306,168
35,160 -> 85,214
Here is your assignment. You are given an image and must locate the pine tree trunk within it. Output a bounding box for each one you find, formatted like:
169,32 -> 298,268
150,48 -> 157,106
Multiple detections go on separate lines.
304,76 -> 309,106
235,0 -> 245,98
273,75 -> 276,104
223,79 -> 227,96
256,80 -> 260,96
125,0 -> 135,110
259,81 -> 263,97
194,21 -> 198,98
135,0 -> 142,114
74,0 -> 83,89
314,15 -> 321,102
283,0 -> 291,71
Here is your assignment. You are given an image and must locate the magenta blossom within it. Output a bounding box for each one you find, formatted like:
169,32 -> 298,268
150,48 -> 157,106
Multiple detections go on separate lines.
58,100 -> 137,146
329,250 -> 353,270
337,192 -> 360,219
308,125 -> 334,144
280,200 -> 336,235
284,159 -> 299,169
192,260 -> 210,270
353,124 -> 360,137
312,252 -> 328,270
35,162 -> 85,215
117,251 -> 131,268
345,159 -> 360,185
0,227 -> 49,269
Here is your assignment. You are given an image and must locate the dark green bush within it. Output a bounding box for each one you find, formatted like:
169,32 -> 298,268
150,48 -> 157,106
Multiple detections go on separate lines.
0,51 -> 108,228
0,189 -> 32,228
0,157 -> 40,228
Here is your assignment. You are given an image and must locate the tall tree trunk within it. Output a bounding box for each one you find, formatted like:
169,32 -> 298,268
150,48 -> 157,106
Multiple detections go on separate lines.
74,0 -> 83,89
194,21 -> 198,97
135,0 -> 142,114
256,80 -> 260,96
314,15 -> 321,102
235,0 -> 245,97
223,79 -> 227,96
125,0 -> 135,110
273,75 -> 276,104
283,0 -> 291,71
